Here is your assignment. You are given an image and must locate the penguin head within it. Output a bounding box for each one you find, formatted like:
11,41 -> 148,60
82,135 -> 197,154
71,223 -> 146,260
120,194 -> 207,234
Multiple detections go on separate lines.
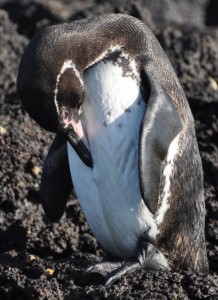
17,28 -> 92,167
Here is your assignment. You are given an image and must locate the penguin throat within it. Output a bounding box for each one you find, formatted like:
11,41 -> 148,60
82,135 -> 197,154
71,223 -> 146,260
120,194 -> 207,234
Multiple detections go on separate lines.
82,59 -> 141,132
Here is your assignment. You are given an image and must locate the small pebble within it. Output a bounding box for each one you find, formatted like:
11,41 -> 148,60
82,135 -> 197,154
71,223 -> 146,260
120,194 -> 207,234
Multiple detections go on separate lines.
0,126 -> 7,135
208,77 -> 218,90
28,254 -> 36,261
31,166 -> 41,175
46,268 -> 55,276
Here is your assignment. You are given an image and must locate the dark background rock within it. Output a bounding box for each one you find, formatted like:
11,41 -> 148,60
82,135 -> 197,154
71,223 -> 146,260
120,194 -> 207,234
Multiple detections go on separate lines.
0,0 -> 217,298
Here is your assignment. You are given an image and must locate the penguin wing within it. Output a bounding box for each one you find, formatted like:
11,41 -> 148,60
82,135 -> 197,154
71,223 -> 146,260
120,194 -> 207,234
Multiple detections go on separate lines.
40,133 -> 73,222
139,71 -> 183,214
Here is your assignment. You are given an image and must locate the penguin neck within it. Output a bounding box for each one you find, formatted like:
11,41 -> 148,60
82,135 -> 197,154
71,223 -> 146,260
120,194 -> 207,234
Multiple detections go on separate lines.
81,59 -> 145,152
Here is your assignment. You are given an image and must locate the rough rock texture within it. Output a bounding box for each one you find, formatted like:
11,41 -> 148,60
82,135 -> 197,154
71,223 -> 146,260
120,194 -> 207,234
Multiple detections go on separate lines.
0,1 -> 217,299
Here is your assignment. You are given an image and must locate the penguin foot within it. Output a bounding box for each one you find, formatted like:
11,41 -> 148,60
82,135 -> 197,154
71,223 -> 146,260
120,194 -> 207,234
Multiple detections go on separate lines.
104,261 -> 142,285
84,239 -> 169,285
84,260 -> 141,285
84,261 -> 124,278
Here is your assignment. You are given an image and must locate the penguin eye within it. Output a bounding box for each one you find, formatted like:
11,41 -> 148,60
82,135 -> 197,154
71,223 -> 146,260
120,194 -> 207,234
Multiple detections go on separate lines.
62,110 -> 68,119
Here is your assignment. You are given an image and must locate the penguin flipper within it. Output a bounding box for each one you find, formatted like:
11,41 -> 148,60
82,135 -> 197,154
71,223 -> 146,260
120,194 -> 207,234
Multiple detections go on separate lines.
40,133 -> 73,222
139,72 -> 183,214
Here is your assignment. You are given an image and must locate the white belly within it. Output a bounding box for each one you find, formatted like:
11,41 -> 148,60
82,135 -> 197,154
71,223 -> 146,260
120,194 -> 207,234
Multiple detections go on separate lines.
67,60 -> 157,259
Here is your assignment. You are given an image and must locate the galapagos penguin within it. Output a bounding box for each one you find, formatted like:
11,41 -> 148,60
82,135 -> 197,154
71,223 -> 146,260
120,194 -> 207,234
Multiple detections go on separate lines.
17,14 -> 208,284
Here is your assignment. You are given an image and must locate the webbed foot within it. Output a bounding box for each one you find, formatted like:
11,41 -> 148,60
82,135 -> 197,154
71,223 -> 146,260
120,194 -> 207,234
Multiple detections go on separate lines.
84,236 -> 169,285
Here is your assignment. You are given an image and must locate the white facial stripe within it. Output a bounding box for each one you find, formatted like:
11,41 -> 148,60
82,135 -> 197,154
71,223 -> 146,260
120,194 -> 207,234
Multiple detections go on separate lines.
86,45 -> 123,68
54,60 -> 83,114
155,133 -> 180,226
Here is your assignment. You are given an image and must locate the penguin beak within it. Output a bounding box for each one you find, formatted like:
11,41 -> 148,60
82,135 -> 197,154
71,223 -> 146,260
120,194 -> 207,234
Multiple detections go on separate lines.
59,107 -> 93,168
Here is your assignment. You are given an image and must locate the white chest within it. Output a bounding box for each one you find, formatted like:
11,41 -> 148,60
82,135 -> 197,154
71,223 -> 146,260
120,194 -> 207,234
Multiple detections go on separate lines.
67,60 -> 157,259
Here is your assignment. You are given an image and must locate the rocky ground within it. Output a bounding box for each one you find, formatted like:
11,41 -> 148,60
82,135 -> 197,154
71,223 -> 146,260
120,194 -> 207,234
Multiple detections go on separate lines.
0,0 -> 218,299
